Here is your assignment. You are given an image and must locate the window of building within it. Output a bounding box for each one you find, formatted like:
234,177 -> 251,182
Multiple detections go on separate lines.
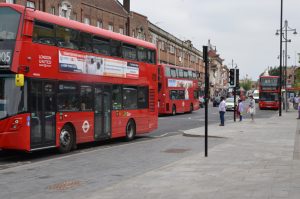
51,7 -> 55,15
132,30 -> 135,38
84,17 -> 90,25
112,85 -> 122,110
123,86 -> 137,109
57,82 -> 80,111
138,87 -> 148,109
59,2 -> 72,19
26,1 -> 35,9
108,24 -> 114,32
80,85 -> 93,111
33,21 -> 56,45
119,27 -> 124,35
169,45 -> 175,54
97,20 -> 103,28
93,36 -> 110,55
160,41 -> 165,51
56,26 -> 79,50
73,13 -> 77,21
5,0 -> 15,3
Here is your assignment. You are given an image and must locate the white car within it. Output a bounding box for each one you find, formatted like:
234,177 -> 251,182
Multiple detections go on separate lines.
225,97 -> 238,111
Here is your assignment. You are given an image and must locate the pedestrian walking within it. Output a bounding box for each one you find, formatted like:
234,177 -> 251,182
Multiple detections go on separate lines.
248,95 -> 256,121
219,96 -> 226,126
295,95 -> 300,111
238,99 -> 244,121
298,98 -> 300,119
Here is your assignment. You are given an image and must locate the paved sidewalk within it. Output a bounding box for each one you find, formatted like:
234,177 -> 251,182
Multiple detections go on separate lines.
88,111 -> 300,199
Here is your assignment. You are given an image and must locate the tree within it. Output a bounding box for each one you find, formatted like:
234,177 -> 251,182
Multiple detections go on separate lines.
269,67 -> 280,76
240,79 -> 252,92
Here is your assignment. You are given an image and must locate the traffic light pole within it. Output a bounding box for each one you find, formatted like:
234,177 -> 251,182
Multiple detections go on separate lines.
234,86 -> 236,122
203,46 -> 209,157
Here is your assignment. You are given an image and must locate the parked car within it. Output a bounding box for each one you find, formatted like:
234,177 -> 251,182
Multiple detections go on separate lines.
213,96 -> 221,107
225,97 -> 238,111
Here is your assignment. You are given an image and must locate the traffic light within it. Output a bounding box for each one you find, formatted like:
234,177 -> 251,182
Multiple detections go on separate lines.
235,69 -> 239,88
229,69 -> 235,86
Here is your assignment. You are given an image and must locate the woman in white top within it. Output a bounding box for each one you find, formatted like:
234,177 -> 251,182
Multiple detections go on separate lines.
249,95 -> 256,121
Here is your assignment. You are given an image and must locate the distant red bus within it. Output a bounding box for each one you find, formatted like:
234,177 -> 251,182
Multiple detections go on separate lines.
0,3 -> 158,153
158,64 -> 200,115
259,76 -> 280,110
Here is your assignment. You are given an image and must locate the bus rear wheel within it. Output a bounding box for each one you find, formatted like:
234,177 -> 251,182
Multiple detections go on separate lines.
172,105 -> 176,116
58,125 -> 74,153
125,120 -> 136,141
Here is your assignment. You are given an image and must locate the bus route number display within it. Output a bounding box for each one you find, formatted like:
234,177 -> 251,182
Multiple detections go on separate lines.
0,50 -> 12,68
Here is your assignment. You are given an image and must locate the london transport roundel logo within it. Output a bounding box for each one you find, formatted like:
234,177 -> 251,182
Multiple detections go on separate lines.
82,120 -> 90,133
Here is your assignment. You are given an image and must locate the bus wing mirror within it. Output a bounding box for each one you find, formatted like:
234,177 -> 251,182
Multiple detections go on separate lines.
15,74 -> 24,87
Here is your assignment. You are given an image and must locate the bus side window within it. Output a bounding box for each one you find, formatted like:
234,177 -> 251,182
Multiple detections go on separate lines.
183,70 -> 188,78
178,69 -> 184,78
80,85 -> 93,111
123,43 -> 137,61
79,32 -> 92,52
170,68 -> 177,78
56,26 -> 79,50
57,82 -> 80,111
137,87 -> 148,109
93,36 -> 110,56
137,47 -> 147,62
123,86 -> 138,109
147,50 -> 156,64
192,71 -> 197,79
165,67 -> 171,77
110,40 -> 122,57
188,70 -> 193,79
33,21 -> 55,45
112,85 -> 122,110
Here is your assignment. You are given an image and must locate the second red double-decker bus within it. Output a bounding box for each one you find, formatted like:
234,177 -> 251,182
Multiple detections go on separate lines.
0,3 -> 158,153
259,75 -> 280,110
158,64 -> 200,115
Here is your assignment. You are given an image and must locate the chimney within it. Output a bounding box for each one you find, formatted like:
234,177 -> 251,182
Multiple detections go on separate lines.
123,0 -> 130,13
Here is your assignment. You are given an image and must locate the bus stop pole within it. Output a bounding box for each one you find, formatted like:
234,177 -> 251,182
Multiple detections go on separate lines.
203,46 -> 209,157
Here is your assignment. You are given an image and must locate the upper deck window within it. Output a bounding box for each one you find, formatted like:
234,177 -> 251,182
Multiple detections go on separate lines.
93,36 -> 110,56
178,69 -> 184,78
183,70 -> 188,78
0,7 -> 21,40
56,26 -> 79,50
33,21 -> 55,45
170,68 -> 177,78
123,44 -> 137,60
165,67 -> 171,77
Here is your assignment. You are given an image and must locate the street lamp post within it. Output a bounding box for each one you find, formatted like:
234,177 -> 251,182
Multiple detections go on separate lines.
276,19 -> 297,113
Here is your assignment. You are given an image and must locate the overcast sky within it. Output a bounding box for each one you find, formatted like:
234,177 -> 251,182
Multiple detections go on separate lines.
129,0 -> 300,80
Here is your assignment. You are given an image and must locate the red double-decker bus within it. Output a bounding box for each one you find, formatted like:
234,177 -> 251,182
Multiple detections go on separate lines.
0,3 -> 158,153
158,64 -> 200,115
259,75 -> 280,110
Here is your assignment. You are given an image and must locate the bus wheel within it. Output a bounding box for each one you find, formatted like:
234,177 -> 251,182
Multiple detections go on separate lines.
58,125 -> 74,153
125,120 -> 136,141
172,105 -> 176,116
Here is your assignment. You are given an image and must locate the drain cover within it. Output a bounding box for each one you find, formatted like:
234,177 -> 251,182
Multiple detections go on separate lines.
163,148 -> 190,153
47,180 -> 81,191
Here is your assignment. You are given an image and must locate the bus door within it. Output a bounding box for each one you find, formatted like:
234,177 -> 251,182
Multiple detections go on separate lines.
94,85 -> 111,140
30,80 -> 56,149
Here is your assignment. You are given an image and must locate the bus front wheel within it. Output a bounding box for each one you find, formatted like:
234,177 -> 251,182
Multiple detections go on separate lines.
58,125 -> 74,153
125,119 -> 136,141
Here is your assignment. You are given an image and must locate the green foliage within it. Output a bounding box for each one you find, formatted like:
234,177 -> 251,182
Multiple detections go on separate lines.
293,69 -> 300,87
240,79 -> 252,91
